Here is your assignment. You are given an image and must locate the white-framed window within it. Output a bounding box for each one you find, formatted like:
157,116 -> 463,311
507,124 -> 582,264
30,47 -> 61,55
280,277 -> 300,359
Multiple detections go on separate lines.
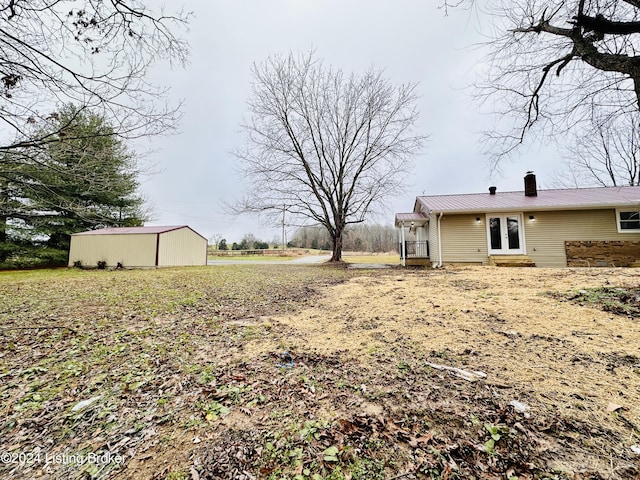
616,209 -> 640,233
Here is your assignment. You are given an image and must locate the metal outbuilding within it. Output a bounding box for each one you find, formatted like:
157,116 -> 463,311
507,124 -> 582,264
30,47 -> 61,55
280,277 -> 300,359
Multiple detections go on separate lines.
68,225 -> 208,268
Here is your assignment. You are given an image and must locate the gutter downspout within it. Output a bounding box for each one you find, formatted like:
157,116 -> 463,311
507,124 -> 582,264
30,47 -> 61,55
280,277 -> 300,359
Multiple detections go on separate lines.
437,212 -> 443,268
400,222 -> 406,267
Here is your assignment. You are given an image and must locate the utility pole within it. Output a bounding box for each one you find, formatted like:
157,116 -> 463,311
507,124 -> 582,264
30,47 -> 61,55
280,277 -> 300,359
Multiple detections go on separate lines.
281,205 -> 286,255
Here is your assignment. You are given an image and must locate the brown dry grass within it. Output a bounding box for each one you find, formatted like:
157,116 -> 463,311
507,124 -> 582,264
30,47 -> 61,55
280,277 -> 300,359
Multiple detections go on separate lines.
256,267 -> 640,474
271,267 -> 640,409
1,265 -> 639,479
342,254 -> 399,264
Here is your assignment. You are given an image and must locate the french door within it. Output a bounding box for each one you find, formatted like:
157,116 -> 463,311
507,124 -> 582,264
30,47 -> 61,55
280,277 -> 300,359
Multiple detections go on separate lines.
487,214 -> 524,255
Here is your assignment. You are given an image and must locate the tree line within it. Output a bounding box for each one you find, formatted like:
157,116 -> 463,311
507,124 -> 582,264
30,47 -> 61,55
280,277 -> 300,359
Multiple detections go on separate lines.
289,224 -> 398,252
210,225 -> 398,253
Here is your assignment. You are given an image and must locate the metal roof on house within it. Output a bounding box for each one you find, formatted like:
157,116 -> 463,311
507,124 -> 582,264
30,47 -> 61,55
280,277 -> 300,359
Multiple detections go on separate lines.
415,186 -> 640,214
72,226 -> 190,236
394,212 -> 429,227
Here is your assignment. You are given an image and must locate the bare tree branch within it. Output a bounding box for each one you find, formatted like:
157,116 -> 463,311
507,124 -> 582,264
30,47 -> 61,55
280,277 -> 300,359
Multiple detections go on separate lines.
0,0 -> 190,151
555,112 -> 640,187
447,1 -> 640,168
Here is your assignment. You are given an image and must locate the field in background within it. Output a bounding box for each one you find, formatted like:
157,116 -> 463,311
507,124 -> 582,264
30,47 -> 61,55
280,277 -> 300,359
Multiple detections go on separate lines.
208,248 -> 315,258
207,255 -> 298,262
1,265 -> 639,479
207,250 -> 401,265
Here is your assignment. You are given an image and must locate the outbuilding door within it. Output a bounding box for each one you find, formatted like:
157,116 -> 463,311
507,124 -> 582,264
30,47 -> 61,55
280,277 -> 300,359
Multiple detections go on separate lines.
486,214 -> 524,255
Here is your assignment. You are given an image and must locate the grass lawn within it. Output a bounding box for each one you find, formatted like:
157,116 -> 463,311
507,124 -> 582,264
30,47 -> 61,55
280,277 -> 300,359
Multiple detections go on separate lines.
1,265 -> 639,479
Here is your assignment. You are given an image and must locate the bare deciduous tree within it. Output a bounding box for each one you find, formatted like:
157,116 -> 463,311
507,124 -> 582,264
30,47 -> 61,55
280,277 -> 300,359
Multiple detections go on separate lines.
0,0 -> 189,151
443,1 -> 640,167
209,233 -> 223,249
234,52 -> 425,262
555,112 -> 640,187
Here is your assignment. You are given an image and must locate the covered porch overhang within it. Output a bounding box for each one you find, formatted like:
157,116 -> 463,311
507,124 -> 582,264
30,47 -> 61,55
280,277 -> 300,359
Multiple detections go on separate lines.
395,212 -> 429,267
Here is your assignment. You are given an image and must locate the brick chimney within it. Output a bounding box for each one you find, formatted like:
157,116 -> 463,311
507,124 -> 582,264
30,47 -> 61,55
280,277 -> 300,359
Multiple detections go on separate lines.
524,172 -> 537,197
489,186 -> 497,195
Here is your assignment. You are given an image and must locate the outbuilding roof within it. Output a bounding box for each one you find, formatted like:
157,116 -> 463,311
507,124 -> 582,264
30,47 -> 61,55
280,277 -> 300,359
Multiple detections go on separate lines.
415,185 -> 640,215
73,225 -> 193,236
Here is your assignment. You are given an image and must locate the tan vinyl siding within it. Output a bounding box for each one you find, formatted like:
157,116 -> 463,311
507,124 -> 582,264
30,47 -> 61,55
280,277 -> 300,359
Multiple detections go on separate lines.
524,209 -> 640,267
157,228 -> 207,266
68,234 -> 156,267
440,214 -> 488,264
428,216 -> 439,265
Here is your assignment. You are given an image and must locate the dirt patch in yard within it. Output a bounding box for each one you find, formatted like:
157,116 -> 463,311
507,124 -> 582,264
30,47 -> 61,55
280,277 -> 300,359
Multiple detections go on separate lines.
1,265 -> 639,479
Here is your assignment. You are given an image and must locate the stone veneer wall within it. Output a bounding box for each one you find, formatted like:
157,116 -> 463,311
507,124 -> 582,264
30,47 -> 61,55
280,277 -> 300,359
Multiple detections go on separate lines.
565,240 -> 640,267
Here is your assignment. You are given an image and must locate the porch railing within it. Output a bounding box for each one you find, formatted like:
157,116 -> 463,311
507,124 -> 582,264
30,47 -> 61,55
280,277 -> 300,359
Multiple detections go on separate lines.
399,241 -> 429,259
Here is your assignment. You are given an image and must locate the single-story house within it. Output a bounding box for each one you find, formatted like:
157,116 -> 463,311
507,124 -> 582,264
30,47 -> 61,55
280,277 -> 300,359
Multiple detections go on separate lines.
68,225 -> 208,268
395,173 -> 640,268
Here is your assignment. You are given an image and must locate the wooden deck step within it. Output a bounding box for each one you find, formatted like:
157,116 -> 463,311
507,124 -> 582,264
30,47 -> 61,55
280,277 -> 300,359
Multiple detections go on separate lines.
630,260 -> 640,268
489,255 -> 536,267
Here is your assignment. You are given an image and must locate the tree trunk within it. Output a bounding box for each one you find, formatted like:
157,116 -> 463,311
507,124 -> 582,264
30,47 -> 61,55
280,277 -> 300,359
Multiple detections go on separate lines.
0,215 -> 5,244
0,182 -> 7,245
0,215 -> 8,262
330,230 -> 343,262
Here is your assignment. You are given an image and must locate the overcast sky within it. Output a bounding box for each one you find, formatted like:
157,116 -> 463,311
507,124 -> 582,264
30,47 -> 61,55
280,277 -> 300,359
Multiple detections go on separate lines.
139,1 -> 562,243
